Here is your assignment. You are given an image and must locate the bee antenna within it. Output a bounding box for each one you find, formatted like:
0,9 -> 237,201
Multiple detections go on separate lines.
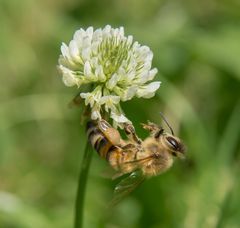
159,112 -> 175,135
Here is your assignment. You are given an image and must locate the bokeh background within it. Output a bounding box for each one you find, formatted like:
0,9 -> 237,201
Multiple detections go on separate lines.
0,0 -> 240,227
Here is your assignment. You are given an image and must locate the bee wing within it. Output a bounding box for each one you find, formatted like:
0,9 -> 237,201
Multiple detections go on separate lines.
100,167 -> 124,180
123,154 -> 155,164
109,170 -> 145,207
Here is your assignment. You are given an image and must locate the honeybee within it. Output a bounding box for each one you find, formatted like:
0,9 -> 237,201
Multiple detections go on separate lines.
86,114 -> 185,205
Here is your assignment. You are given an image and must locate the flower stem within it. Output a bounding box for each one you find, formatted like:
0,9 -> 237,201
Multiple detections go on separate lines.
74,141 -> 93,228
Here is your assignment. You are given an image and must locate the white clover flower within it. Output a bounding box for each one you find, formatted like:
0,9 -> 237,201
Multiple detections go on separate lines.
58,25 -> 161,127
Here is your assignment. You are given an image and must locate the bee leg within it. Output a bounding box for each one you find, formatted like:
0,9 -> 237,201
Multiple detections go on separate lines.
141,121 -> 164,138
121,143 -> 136,150
141,121 -> 159,132
98,119 -> 112,131
123,123 -> 142,145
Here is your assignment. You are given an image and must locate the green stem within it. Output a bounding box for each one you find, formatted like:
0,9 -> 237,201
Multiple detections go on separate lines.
74,141 -> 93,228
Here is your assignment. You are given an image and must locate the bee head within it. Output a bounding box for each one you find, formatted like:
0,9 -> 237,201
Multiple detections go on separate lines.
164,134 -> 185,159
157,112 -> 186,158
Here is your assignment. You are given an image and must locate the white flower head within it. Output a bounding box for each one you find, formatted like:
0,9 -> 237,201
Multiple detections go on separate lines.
58,25 -> 161,127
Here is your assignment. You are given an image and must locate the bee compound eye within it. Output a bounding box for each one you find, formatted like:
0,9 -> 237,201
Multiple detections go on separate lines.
166,136 -> 179,150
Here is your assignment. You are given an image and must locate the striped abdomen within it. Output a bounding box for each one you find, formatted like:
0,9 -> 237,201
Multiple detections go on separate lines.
86,121 -> 117,160
86,121 -> 140,174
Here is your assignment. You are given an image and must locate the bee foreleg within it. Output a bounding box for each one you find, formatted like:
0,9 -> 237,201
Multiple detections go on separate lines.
141,121 -> 164,138
123,123 -> 142,145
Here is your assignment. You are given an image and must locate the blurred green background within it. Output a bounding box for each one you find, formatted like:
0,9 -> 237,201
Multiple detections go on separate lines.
0,0 -> 240,227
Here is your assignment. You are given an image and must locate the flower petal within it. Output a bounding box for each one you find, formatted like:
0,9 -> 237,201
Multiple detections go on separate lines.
80,92 -> 93,106
120,86 -> 138,101
61,43 -> 70,59
91,110 -> 101,120
100,95 -> 120,105
106,74 -> 119,90
58,65 -> 79,87
69,40 -> 80,61
147,68 -> 158,81
136,81 -> 161,98
95,65 -> 106,82
84,61 -> 92,78
111,112 -> 129,123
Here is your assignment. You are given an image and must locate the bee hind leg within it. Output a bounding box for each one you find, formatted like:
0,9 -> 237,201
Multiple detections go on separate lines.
123,123 -> 142,145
